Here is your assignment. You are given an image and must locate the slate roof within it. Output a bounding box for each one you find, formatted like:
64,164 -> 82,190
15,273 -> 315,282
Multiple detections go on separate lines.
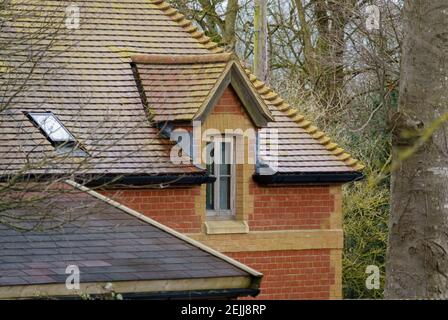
0,181 -> 258,293
0,0 -> 363,178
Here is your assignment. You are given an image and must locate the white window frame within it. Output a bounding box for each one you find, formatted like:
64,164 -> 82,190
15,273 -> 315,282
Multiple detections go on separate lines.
27,112 -> 75,146
26,111 -> 88,157
205,135 -> 236,218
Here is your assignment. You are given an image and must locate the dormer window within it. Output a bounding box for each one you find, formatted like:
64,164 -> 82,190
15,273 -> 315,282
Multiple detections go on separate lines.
26,112 -> 87,156
205,136 -> 236,218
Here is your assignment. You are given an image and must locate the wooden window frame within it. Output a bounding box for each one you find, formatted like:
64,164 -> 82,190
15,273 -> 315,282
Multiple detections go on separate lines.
206,136 -> 236,219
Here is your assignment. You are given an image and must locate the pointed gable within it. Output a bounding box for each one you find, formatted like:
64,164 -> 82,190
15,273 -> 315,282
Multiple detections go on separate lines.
132,54 -> 273,127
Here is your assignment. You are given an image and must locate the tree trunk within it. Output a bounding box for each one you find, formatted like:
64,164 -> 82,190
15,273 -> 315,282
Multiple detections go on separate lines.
222,0 -> 238,51
295,0 -> 316,83
386,0 -> 448,299
325,0 -> 346,106
295,0 -> 347,122
254,0 -> 268,82
197,0 -> 224,42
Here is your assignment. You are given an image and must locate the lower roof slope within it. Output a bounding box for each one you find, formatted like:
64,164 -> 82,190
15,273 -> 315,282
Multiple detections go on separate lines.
0,181 -> 261,299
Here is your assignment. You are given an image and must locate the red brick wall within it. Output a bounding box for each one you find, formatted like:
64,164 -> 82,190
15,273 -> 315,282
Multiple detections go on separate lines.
228,250 -> 334,300
97,85 -> 340,299
100,188 -> 202,233
213,86 -> 245,114
249,182 -> 334,231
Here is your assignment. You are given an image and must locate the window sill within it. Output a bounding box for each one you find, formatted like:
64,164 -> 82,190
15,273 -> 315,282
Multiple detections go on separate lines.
204,220 -> 249,235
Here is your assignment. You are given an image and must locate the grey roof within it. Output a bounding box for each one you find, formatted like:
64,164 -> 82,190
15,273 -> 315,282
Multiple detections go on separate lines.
0,184 -> 251,288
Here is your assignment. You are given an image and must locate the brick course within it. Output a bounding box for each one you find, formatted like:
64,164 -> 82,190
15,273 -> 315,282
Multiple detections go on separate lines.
212,86 -> 244,114
227,250 -> 334,300
100,187 -> 202,234
249,182 -> 335,230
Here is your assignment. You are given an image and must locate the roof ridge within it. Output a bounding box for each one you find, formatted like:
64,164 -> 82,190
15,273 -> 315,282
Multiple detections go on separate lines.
243,68 -> 365,171
149,0 -> 225,54
132,53 -> 232,64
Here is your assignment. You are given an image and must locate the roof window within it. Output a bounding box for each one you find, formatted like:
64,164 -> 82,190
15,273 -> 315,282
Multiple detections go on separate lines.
26,112 -> 88,156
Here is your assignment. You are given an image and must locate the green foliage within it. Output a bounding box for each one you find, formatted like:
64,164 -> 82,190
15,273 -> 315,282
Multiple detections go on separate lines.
332,93 -> 392,299
273,74 -> 392,299
342,169 -> 389,299
335,93 -> 392,299
80,290 -> 123,300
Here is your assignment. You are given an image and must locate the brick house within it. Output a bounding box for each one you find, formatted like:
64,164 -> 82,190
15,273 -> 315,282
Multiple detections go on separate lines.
0,0 -> 364,299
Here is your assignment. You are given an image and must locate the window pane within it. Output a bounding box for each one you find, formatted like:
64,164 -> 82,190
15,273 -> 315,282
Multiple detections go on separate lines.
206,155 -> 214,176
205,141 -> 214,166
205,142 -> 215,211
31,114 -> 73,142
206,182 -> 214,210
220,163 -> 231,176
219,176 -> 231,210
220,142 -> 231,175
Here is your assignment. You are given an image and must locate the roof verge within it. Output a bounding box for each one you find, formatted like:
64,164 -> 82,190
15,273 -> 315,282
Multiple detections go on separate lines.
65,179 -> 263,283
193,60 -> 274,126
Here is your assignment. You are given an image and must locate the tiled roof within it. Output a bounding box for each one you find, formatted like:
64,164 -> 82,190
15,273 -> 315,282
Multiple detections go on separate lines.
0,0 -> 210,176
0,0 -> 363,178
133,54 -> 231,121
133,52 -> 363,173
149,0 -> 364,172
252,73 -> 364,172
132,53 -> 273,126
0,181 -> 259,296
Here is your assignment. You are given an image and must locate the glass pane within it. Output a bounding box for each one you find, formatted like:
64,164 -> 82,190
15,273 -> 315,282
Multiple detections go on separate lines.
32,114 -> 73,142
206,182 -> 214,210
205,142 -> 214,166
220,163 -> 230,176
206,157 -> 214,175
205,142 -> 215,211
219,176 -> 231,210
220,142 -> 231,175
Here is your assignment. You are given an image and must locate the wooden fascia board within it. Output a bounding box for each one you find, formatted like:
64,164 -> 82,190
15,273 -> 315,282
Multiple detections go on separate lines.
0,276 -> 251,299
193,62 -> 233,123
193,61 -> 274,127
230,62 -> 274,124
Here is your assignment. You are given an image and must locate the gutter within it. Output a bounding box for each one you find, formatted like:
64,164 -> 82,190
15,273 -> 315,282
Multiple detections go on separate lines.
0,277 -> 260,299
34,288 -> 259,300
253,172 -> 365,185
118,288 -> 260,300
1,171 -> 362,187
0,173 -> 215,187
77,174 -> 216,188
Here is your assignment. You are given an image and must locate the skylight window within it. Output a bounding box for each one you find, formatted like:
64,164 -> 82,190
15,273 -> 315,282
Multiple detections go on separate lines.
28,112 -> 75,143
26,112 -> 87,156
